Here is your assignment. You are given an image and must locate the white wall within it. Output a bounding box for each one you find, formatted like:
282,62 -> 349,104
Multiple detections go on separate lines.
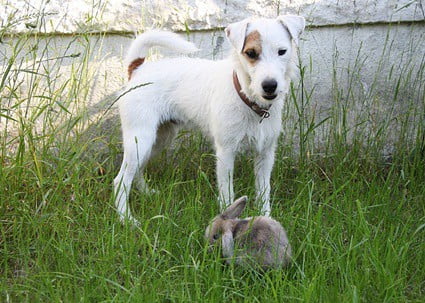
1,0 -> 425,153
3,0 -> 424,32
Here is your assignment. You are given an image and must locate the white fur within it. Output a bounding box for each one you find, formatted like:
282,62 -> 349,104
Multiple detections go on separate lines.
125,30 -> 199,66
114,16 -> 305,225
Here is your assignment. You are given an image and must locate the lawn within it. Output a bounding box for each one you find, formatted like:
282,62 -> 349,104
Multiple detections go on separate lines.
1,129 -> 424,302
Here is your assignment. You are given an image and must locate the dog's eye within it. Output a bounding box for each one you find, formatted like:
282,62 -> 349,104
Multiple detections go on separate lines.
213,234 -> 220,240
278,49 -> 287,56
245,49 -> 259,60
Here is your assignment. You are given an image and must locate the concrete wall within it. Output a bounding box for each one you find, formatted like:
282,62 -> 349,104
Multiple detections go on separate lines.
1,0 -> 425,154
3,0 -> 424,32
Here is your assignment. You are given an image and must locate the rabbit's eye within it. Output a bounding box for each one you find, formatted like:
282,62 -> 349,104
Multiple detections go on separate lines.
213,234 -> 220,240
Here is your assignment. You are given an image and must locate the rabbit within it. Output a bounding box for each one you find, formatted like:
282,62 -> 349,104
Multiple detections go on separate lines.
205,196 -> 292,269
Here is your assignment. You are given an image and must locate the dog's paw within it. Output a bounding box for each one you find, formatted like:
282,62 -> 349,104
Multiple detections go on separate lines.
260,204 -> 271,217
135,180 -> 158,195
118,214 -> 141,228
143,187 -> 159,195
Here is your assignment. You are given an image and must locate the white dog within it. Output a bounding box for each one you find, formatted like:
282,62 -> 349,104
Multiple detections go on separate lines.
114,15 -> 305,225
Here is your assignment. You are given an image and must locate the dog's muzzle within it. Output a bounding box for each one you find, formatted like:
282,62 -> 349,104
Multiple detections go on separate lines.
261,79 -> 278,100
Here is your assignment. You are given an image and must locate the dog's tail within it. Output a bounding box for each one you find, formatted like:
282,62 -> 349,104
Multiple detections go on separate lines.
126,30 -> 199,80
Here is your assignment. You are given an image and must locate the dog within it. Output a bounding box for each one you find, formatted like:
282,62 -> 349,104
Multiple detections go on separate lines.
113,15 -> 305,225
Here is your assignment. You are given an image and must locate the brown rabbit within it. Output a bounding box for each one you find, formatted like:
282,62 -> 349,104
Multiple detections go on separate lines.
205,196 -> 291,269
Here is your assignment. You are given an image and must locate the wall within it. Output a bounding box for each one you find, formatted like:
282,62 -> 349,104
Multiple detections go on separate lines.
3,0 -> 424,32
1,0 -> 425,155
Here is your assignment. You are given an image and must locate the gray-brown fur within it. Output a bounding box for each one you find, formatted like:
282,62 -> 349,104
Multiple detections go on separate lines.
205,196 -> 291,269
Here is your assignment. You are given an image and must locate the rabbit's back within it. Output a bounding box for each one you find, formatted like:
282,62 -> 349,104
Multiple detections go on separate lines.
234,216 -> 291,268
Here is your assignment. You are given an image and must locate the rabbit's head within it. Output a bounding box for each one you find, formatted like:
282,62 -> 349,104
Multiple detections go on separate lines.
205,196 -> 247,250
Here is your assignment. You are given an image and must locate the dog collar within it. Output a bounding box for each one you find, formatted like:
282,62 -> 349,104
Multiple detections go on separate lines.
232,71 -> 271,123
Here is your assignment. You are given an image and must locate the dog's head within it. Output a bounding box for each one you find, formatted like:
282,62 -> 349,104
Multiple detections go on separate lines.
225,15 -> 305,106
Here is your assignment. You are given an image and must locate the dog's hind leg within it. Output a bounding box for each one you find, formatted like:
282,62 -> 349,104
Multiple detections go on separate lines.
134,121 -> 180,193
134,162 -> 151,195
113,124 -> 157,225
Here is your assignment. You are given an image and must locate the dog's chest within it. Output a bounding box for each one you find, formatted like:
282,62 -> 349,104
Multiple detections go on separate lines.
236,118 -> 280,152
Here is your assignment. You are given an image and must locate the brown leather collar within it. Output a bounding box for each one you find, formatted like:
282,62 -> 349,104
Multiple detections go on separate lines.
232,71 -> 270,122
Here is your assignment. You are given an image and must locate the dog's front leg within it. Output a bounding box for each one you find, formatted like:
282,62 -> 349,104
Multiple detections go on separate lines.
216,146 -> 236,210
255,145 -> 276,217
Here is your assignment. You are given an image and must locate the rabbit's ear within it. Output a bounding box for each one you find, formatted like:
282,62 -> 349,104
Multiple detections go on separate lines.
222,196 -> 247,219
221,230 -> 234,258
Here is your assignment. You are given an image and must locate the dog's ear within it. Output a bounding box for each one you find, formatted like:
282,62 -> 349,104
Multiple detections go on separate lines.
225,18 -> 250,52
277,15 -> 305,46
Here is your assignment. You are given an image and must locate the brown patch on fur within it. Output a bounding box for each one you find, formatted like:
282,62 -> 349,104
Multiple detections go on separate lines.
242,30 -> 262,64
128,57 -> 145,80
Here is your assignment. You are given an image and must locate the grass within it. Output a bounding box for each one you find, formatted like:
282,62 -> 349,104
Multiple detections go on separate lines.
1,7 -> 425,303
1,134 -> 424,302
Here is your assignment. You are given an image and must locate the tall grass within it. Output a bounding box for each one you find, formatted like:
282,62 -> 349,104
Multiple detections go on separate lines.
1,6 -> 425,303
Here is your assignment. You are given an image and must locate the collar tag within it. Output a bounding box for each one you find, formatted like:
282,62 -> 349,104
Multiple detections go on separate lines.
259,110 -> 270,123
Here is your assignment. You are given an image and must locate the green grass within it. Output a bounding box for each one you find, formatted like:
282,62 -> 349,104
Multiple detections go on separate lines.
1,8 -> 425,303
1,135 -> 424,302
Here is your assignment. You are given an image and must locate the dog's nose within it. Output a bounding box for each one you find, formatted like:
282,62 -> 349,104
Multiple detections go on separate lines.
262,79 -> 278,94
